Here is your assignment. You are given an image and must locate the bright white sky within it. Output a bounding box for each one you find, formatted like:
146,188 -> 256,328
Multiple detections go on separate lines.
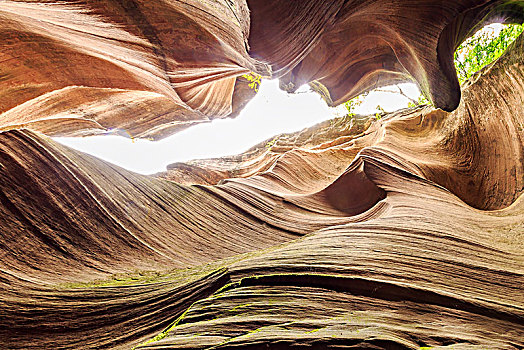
52,23 -> 507,174
55,81 -> 422,174
56,23 -> 507,174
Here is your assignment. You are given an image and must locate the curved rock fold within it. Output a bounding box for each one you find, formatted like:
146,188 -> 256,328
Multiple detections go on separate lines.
0,1 -> 523,350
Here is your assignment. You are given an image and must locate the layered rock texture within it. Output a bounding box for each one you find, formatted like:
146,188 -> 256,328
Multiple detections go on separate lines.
0,0 -> 267,139
1,1 -> 524,349
1,0 -> 524,139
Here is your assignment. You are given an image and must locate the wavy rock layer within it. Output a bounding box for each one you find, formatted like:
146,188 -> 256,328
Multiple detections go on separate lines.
251,0 -> 524,110
0,0 -> 266,139
0,32 -> 523,349
1,0 -> 523,139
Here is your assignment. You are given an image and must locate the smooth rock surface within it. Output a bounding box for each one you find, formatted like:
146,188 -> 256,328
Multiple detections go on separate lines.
0,31 -> 523,350
1,0 -> 523,138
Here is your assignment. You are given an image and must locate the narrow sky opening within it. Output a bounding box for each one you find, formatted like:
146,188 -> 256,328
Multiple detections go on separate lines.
55,80 -> 422,174
49,23 -> 515,174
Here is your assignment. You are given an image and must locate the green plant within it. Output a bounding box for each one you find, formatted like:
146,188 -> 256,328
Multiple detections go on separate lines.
343,84 -> 426,118
265,136 -> 277,150
407,94 -> 429,108
343,94 -> 366,117
241,73 -> 262,92
454,24 -> 524,83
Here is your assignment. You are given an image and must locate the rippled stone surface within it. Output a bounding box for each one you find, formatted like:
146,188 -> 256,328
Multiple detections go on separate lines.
0,28 -> 523,349
1,0 -> 523,139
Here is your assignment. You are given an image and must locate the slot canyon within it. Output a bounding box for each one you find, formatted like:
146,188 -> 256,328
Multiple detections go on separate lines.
0,1 -> 523,349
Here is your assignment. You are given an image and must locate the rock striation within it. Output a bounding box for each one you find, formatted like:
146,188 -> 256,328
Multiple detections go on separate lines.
250,0 -> 524,110
1,0 -> 523,139
0,21 -> 523,350
0,0 -> 267,139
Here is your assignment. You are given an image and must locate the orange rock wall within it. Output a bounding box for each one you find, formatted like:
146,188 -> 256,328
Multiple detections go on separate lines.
0,29 -> 522,349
